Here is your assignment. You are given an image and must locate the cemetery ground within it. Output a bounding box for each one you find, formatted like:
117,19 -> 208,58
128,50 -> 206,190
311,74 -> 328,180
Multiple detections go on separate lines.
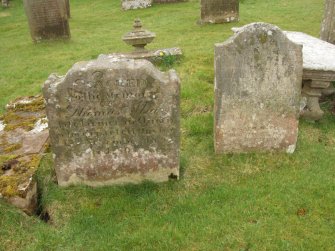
1,0 -> 335,250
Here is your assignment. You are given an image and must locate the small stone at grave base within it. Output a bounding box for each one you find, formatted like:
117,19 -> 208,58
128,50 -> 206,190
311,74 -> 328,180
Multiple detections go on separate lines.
214,23 -> 303,154
43,57 -> 180,187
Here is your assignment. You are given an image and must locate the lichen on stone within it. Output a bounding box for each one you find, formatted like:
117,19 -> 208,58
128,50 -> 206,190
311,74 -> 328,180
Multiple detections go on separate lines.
0,154 -> 41,197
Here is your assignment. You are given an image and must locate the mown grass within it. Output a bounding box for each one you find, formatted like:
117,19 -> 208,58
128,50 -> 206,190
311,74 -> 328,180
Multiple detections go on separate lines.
1,0 -> 335,250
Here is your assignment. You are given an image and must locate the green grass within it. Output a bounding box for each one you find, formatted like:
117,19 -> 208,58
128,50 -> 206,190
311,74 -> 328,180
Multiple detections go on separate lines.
1,0 -> 335,250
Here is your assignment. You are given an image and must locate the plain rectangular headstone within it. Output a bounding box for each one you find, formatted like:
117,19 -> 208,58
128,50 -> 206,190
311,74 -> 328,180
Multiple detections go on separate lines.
43,57 -> 180,186
23,0 -> 70,42
214,23 -> 303,153
201,0 -> 239,24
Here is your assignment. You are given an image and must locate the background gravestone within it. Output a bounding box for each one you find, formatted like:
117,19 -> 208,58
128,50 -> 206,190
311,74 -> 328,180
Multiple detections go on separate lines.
23,0 -> 70,42
153,0 -> 186,3
43,57 -> 180,186
320,0 -> 335,44
201,0 -> 239,24
214,23 -> 303,154
122,0 -> 152,10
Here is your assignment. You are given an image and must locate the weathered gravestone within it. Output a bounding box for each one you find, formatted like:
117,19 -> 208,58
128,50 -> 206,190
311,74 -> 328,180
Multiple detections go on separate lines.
320,0 -> 335,44
122,0 -> 152,10
43,57 -> 180,186
201,0 -> 239,24
23,0 -> 70,42
214,23 -> 303,154
2,0 -> 9,8
153,0 -> 186,3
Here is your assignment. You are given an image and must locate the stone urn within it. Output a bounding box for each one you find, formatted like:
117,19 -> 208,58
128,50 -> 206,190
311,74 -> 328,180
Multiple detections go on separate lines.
122,19 -> 156,52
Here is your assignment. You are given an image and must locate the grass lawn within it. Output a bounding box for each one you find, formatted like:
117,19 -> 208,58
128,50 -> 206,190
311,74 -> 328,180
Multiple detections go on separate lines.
1,0 -> 335,250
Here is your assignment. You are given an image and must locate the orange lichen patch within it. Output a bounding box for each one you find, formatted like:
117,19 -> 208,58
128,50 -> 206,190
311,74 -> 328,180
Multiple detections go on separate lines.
0,154 -> 41,197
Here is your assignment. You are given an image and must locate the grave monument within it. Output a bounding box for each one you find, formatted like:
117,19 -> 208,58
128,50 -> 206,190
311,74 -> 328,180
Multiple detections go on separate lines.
43,57 -> 180,186
214,23 -> 303,154
200,0 -> 239,24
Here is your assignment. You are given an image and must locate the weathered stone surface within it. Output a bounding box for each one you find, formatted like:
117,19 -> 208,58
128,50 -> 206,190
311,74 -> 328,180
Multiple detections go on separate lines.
320,0 -> 335,44
23,0 -> 70,42
284,31 -> 335,120
43,57 -> 180,186
214,23 -> 303,154
0,95 -> 48,215
201,0 -> 239,24
2,0 -> 9,7
122,0 -> 152,10
99,47 -> 182,64
153,0 -> 186,3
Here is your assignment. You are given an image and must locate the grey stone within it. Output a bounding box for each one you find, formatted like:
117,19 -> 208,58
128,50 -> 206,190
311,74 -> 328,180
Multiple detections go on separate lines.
284,31 -> 335,120
201,0 -> 239,24
214,23 -> 303,154
2,0 -> 9,7
153,0 -> 186,3
23,0 -> 70,42
321,0 -> 335,44
43,57 -> 180,187
122,0 -> 152,10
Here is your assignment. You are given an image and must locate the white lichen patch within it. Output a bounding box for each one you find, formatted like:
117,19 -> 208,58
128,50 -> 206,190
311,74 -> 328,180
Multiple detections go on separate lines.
30,118 -> 48,133
286,144 -> 296,154
0,120 -> 5,132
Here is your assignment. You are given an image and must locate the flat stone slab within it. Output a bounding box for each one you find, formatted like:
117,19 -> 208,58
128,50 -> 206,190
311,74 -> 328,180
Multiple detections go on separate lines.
0,95 -> 48,215
99,47 -> 182,63
284,31 -> 335,75
43,56 -> 180,187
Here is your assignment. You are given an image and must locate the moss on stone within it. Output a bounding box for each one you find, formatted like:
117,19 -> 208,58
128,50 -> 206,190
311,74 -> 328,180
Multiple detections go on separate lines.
2,111 -> 39,132
3,143 -> 22,153
7,95 -> 45,113
0,154 -> 41,197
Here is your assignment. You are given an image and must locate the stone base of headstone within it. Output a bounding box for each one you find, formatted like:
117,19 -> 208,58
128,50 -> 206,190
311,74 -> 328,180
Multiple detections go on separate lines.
43,57 -> 180,187
23,0 -> 70,42
99,47 -> 182,64
122,0 -> 152,10
0,95 -> 49,215
200,0 -> 239,24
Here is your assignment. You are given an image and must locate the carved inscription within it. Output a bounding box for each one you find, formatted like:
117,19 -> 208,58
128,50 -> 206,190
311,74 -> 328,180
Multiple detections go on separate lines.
43,58 -> 180,186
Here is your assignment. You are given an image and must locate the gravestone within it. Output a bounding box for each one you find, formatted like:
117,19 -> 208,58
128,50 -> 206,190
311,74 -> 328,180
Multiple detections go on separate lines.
214,23 -> 303,154
122,0 -> 152,10
23,0 -> 70,42
43,57 -> 180,186
201,0 -> 239,24
320,0 -> 335,44
2,0 -> 9,7
153,0 -> 186,3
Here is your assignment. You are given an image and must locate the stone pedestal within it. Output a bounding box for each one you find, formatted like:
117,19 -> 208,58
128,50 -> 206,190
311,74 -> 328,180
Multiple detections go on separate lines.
301,80 -> 331,120
321,0 -> 335,44
200,0 -> 239,24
